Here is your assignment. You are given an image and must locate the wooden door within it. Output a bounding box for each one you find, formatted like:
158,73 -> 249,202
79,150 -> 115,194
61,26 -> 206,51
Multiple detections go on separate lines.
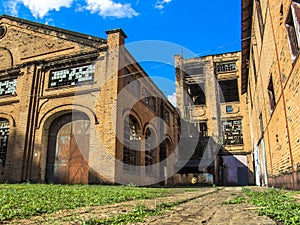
46,113 -> 90,184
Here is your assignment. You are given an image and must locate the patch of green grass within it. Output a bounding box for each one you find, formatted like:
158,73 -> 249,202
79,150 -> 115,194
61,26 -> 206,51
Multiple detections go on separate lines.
243,188 -> 300,225
223,196 -> 245,204
0,184 -> 173,221
85,201 -> 179,225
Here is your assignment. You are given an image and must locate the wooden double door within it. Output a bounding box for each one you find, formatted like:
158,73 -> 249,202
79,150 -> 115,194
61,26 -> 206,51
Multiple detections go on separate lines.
46,113 -> 90,184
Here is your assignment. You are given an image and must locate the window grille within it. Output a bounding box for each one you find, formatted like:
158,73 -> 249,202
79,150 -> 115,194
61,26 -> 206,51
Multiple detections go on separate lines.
0,79 -> 17,96
49,64 -> 94,88
216,62 -> 237,73
0,119 -> 9,166
222,120 -> 243,145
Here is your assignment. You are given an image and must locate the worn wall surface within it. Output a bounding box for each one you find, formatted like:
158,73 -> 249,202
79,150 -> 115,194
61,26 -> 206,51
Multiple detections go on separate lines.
242,0 -> 300,189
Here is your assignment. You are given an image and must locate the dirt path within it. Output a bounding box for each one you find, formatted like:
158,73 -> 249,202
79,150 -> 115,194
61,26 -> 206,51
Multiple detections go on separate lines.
5,187 -> 276,225
137,187 -> 275,225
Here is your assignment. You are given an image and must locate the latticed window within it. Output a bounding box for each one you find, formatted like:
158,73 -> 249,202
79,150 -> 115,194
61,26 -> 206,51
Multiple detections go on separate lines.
222,120 -> 243,145
49,64 -> 94,88
216,62 -> 237,73
0,79 -> 17,96
123,115 -> 140,171
0,119 -> 9,166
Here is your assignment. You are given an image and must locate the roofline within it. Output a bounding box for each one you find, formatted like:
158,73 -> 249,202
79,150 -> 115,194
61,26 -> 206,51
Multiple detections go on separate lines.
241,0 -> 253,94
0,14 -> 107,44
184,50 -> 241,60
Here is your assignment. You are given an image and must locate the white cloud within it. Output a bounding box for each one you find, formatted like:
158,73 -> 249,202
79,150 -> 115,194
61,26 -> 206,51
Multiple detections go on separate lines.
85,0 -> 139,18
167,92 -> 176,107
5,1 -> 20,16
155,0 -> 172,10
10,0 -> 74,18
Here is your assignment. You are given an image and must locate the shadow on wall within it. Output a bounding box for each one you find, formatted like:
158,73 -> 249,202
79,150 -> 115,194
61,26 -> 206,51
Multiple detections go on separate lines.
218,147 -> 253,186
173,136 -> 254,186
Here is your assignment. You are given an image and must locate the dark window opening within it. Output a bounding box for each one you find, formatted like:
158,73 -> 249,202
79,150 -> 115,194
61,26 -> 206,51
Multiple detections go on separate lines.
222,120 -> 243,145
268,76 -> 276,113
219,79 -> 240,102
187,84 -> 206,105
286,1 -> 300,61
0,119 -> 9,167
198,122 -> 208,137
144,89 -> 156,112
259,113 -> 264,136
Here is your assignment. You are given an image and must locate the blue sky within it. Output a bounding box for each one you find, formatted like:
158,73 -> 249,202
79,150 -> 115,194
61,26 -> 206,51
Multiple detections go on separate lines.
0,0 -> 241,103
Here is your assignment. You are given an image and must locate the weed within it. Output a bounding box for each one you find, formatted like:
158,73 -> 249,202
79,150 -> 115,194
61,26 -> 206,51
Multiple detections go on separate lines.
243,188 -> 300,225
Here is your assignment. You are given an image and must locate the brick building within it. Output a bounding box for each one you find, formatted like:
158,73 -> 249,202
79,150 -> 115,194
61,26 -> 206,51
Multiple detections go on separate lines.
174,52 -> 253,185
242,0 -> 300,189
0,14 -> 179,185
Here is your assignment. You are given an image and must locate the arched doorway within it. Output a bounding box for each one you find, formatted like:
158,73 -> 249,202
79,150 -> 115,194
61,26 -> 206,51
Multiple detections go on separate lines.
46,112 -> 90,184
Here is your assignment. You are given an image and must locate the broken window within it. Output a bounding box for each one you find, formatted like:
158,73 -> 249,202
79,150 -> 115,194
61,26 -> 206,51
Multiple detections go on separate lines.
222,120 -> 243,145
198,122 -> 208,137
256,0 -> 265,39
219,79 -> 240,102
187,84 -> 206,105
286,1 -> 300,61
0,119 -> 9,167
0,79 -> 17,96
49,64 -> 94,87
268,76 -> 276,114
184,62 -> 205,76
123,115 -> 140,171
143,89 -> 156,112
216,62 -> 237,73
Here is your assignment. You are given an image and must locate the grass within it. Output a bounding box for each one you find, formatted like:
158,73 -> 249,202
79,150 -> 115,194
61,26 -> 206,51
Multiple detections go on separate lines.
85,200 -> 183,224
0,183 -> 174,221
243,187 -> 300,225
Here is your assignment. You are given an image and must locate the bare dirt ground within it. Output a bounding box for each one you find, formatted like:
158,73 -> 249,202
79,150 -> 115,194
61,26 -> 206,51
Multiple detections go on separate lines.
5,187 -> 276,225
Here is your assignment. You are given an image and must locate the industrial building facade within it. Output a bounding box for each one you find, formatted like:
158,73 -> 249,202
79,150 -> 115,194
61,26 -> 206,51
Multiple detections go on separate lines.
0,15 -> 179,185
175,52 -> 253,186
242,0 -> 300,189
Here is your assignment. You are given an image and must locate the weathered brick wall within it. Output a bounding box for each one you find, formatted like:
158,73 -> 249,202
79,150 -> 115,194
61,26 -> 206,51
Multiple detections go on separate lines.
175,52 -> 253,184
246,0 -> 299,189
0,16 -> 179,185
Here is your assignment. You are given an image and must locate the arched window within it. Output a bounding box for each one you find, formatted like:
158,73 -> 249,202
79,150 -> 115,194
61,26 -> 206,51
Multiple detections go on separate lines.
145,128 -> 157,174
123,115 -> 141,171
0,119 -> 9,167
